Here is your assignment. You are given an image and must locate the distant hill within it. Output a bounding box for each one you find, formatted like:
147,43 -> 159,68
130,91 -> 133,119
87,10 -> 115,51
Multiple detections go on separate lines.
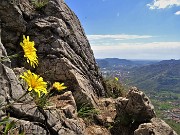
127,59 -> 180,93
96,58 -> 158,69
96,58 -> 180,93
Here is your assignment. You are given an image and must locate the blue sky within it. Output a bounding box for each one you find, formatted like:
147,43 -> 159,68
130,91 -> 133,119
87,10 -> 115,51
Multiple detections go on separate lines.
65,0 -> 180,60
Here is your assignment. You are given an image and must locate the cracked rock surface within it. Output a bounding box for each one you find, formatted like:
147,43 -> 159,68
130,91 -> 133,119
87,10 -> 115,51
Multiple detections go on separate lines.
0,31 -> 86,134
110,87 -> 177,135
134,118 -> 178,135
0,49 -> 85,134
0,0 -> 105,107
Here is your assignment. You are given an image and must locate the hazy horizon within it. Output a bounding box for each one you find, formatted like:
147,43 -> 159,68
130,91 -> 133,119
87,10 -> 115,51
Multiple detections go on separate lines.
95,57 -> 179,61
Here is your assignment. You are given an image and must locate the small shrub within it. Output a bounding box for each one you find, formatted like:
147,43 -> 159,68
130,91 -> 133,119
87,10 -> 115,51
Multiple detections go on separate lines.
77,103 -> 99,125
77,103 -> 99,118
103,77 -> 125,98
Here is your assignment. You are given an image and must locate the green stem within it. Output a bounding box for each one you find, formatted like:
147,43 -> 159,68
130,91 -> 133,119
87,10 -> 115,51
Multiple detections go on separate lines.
0,54 -> 19,62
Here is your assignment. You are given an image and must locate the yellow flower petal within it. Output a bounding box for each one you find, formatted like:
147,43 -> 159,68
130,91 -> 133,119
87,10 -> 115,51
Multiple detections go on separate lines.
115,77 -> 119,81
21,70 -> 47,97
20,35 -> 38,68
52,82 -> 67,91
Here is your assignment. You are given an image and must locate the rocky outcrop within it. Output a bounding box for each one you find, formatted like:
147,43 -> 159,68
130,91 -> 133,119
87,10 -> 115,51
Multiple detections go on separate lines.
0,0 -> 105,107
0,0 -> 104,133
110,87 -> 177,135
0,56 -> 85,134
134,118 -> 178,135
0,3 -> 83,133
1,30 -> 86,134
115,87 -> 156,123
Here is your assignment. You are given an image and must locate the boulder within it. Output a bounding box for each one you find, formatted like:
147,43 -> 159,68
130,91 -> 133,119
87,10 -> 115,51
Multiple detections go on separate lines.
111,87 -> 162,135
115,87 -> 156,123
134,118 -> 178,135
110,87 -> 178,135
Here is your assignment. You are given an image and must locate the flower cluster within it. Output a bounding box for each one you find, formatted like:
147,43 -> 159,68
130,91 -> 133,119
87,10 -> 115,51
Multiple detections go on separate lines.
20,35 -> 67,101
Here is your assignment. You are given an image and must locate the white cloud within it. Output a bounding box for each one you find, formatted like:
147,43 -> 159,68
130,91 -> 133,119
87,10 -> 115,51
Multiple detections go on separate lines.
88,34 -> 180,60
87,34 -> 153,41
91,42 -> 180,60
175,10 -> 180,14
147,0 -> 180,9
91,42 -> 180,51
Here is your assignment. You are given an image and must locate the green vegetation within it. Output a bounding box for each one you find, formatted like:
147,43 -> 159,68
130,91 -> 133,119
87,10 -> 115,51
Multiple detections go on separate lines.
31,0 -> 49,9
77,103 -> 99,118
150,91 -> 180,134
165,120 -> 180,135
127,60 -> 180,93
0,114 -> 25,135
103,77 -> 125,98
159,102 -> 172,110
77,103 -> 99,125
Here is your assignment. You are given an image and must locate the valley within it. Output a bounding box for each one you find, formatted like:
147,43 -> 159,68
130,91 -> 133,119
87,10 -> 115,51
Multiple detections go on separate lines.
96,58 -> 180,134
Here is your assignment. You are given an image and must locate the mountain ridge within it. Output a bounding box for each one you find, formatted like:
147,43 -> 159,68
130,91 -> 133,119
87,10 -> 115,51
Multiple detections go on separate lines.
128,59 -> 180,93
96,58 -> 180,93
96,58 -> 160,68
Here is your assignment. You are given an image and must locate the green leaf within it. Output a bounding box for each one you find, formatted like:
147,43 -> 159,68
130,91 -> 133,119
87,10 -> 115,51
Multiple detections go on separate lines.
0,115 -> 10,126
4,121 -> 15,135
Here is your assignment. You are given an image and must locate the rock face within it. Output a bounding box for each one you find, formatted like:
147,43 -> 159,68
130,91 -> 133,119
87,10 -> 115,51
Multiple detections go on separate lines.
0,30 -> 85,134
0,0 -> 101,134
115,87 -> 156,123
134,118 -> 178,135
0,0 -> 105,107
110,87 -> 176,135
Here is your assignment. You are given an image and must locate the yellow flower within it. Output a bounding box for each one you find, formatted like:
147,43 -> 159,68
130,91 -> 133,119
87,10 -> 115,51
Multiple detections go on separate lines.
53,82 -> 67,91
115,77 -> 119,81
20,35 -> 38,68
20,70 -> 47,97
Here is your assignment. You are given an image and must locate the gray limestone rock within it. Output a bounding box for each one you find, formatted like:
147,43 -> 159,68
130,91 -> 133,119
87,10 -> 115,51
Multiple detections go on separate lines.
111,87 -> 177,135
134,118 -> 178,135
0,25 -> 85,134
0,0 -> 105,107
115,87 -> 156,123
